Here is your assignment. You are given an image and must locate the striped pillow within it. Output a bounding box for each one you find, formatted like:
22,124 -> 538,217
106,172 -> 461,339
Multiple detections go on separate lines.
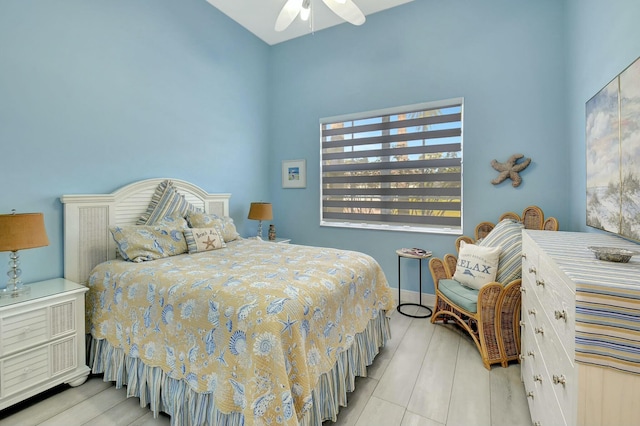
479,219 -> 524,285
184,228 -> 226,253
137,180 -> 197,225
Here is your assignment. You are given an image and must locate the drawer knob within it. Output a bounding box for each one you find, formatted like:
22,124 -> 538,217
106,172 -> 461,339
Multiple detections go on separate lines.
529,266 -> 537,274
528,308 -> 537,316
535,326 -> 544,335
520,320 -> 526,328
536,279 -> 545,287
520,287 -> 526,293
522,253 -> 527,259
554,309 -> 567,322
553,374 -> 567,386
518,354 -> 525,362
527,350 -> 535,358
527,390 -> 535,399
534,422 -> 541,426
533,374 -> 543,383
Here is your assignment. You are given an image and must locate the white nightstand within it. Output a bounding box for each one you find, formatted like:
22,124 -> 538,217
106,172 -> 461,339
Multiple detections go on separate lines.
267,237 -> 291,244
0,278 -> 90,410
248,236 -> 291,244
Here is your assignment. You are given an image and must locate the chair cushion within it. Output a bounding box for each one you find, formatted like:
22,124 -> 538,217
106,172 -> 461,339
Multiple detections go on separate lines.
479,219 -> 525,285
438,278 -> 479,313
453,241 -> 501,290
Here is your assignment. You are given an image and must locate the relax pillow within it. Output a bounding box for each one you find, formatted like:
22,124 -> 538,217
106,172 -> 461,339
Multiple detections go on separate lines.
479,219 -> 525,285
453,240 -> 501,290
110,224 -> 187,262
137,180 -> 198,225
186,211 -> 240,242
184,228 -> 226,254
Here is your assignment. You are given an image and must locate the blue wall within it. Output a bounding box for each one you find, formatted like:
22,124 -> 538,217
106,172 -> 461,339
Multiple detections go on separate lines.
0,0 -> 270,283
269,0 -> 568,293
2,0 -> 639,293
566,0 -> 640,231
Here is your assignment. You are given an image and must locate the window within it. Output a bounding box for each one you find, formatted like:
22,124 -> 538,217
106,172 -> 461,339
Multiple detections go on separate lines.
320,98 -> 463,234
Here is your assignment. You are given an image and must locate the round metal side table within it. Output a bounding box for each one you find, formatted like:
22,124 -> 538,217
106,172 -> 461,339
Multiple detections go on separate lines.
396,249 -> 433,318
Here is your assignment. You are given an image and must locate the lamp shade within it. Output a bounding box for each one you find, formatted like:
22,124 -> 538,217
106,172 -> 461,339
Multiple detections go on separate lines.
247,202 -> 273,221
0,213 -> 49,252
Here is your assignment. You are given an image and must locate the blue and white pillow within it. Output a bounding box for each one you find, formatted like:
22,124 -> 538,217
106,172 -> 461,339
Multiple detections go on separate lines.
155,212 -> 189,229
110,224 -> 187,262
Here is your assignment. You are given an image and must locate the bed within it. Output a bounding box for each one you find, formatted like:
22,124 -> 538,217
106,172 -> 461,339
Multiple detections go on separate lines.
60,178 -> 395,426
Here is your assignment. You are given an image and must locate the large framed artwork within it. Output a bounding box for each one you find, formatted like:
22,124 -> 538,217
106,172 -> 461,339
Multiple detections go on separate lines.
586,56 -> 640,241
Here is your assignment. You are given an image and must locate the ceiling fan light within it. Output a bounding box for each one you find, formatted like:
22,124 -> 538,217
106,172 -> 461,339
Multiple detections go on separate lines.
300,5 -> 311,21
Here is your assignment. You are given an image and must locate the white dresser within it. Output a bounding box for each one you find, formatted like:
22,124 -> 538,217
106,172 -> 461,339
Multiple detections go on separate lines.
521,230 -> 640,426
0,278 -> 90,410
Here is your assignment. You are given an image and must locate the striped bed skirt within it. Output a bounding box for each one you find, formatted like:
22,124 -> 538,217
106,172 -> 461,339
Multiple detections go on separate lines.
88,311 -> 391,425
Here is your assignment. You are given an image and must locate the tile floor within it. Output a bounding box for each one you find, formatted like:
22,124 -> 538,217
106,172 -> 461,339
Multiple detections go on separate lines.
0,305 -> 531,426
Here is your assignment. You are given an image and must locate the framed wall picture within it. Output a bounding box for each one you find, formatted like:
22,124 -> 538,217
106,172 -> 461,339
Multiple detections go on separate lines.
586,77 -> 620,234
282,159 -> 306,189
586,55 -> 640,241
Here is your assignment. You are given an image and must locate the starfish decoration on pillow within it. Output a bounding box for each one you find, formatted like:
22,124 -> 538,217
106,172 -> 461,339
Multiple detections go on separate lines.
490,153 -> 531,187
204,236 -> 216,250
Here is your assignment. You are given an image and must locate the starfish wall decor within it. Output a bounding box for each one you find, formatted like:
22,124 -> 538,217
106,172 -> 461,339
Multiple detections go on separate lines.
490,153 -> 531,187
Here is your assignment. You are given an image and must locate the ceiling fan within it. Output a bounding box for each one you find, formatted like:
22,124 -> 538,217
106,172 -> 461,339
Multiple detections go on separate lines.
275,0 -> 366,32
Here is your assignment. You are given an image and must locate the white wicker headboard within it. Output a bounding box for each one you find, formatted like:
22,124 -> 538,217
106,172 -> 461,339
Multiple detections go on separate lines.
60,178 -> 231,285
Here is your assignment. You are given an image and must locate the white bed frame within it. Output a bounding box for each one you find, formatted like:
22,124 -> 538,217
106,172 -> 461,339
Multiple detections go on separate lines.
60,178 -> 230,285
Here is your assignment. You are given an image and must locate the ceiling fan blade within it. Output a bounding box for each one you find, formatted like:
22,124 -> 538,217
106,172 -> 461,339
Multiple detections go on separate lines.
321,0 -> 366,26
275,0 -> 304,32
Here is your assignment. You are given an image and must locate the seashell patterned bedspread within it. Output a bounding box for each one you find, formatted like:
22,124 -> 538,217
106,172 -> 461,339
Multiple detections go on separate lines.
87,238 -> 395,424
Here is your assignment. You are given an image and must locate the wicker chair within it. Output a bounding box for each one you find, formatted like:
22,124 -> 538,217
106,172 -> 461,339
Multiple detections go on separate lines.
429,206 -> 558,369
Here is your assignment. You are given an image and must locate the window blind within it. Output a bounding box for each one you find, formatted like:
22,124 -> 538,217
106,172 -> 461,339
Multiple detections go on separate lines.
320,99 -> 463,233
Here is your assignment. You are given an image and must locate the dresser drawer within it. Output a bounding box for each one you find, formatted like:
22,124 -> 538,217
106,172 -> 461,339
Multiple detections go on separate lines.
521,247 -> 537,289
522,286 -> 573,376
522,263 -> 577,424
537,385 -> 568,426
0,334 -> 78,400
527,296 -> 575,424
522,253 -> 536,296
0,307 -> 48,357
536,255 -> 575,357
1,345 -> 49,398
523,257 -> 575,358
521,323 -> 568,426
521,315 -> 537,402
